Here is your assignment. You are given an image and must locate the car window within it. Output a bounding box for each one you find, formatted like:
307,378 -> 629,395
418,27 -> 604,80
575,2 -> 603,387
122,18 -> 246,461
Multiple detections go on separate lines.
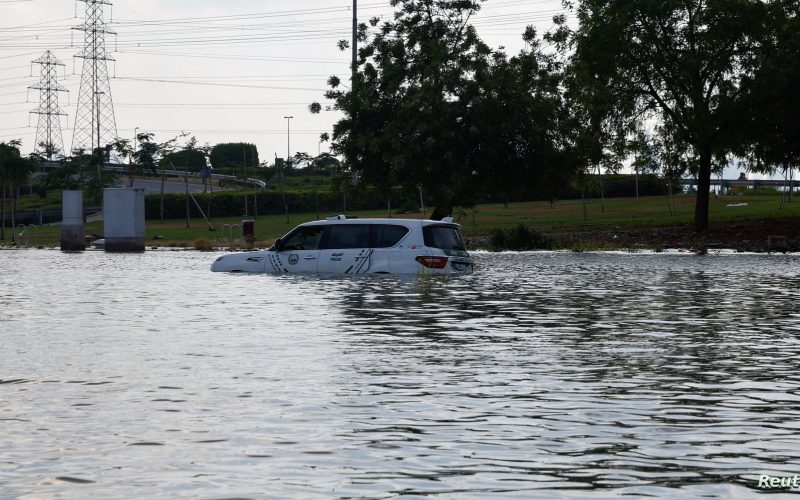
373,225 -> 409,248
281,226 -> 324,251
324,225 -> 371,249
423,225 -> 466,251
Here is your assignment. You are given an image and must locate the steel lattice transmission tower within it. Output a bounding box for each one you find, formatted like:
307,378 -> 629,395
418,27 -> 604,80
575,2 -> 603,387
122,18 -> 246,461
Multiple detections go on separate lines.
29,50 -> 69,159
71,0 -> 118,154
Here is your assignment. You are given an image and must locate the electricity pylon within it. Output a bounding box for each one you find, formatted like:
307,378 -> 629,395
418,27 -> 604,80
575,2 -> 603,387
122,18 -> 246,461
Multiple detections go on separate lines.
71,0 -> 117,154
29,50 -> 68,159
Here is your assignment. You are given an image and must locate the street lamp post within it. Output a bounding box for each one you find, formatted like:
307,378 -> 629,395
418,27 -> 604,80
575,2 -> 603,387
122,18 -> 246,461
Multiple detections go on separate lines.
284,116 -> 293,165
280,116 -> 294,225
130,126 -> 139,188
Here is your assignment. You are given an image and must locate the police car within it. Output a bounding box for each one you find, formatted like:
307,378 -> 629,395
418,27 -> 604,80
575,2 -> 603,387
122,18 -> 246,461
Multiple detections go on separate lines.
210,216 -> 473,275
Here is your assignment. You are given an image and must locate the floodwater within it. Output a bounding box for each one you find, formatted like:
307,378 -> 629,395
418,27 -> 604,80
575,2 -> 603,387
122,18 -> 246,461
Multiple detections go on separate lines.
1,250 -> 799,499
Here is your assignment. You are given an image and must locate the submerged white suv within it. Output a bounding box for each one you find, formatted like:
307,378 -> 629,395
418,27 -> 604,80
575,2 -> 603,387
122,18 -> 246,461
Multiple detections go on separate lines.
210,216 -> 473,275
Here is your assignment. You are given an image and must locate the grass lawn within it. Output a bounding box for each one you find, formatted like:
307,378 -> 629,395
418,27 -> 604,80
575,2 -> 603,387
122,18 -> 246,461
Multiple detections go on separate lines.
458,193 -> 800,236
5,193 -> 798,249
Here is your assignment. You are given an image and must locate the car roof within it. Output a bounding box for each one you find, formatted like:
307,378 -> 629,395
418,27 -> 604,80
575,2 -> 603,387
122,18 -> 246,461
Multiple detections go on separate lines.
299,218 -> 460,228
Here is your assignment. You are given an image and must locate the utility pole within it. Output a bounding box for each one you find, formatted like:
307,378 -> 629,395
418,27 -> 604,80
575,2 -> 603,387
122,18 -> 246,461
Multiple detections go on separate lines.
243,145 -> 248,217
284,116 -> 293,165
282,118 -> 293,225
29,51 -> 68,159
72,0 -> 117,154
130,126 -> 138,187
352,0 -> 357,82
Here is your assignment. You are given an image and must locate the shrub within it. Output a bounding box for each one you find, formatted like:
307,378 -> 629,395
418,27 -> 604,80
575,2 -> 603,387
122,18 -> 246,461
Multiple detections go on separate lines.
490,224 -> 552,251
193,238 -> 215,251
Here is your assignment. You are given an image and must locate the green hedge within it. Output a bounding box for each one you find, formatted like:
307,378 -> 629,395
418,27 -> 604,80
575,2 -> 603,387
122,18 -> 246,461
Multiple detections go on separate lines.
145,189 -> 411,220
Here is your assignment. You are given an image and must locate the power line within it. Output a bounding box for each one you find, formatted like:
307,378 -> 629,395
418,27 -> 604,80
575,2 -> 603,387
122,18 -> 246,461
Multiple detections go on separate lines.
113,3 -> 387,26
117,102 -> 314,106
113,76 -> 327,92
121,128 -> 329,136
0,17 -> 75,31
117,49 -> 348,64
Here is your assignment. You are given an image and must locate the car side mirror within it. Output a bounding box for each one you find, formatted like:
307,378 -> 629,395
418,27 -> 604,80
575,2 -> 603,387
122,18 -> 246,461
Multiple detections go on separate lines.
273,238 -> 284,252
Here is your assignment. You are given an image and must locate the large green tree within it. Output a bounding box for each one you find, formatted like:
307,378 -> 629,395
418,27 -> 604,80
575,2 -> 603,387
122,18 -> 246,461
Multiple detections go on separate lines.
318,0 -> 493,219
132,132 -> 176,177
209,143 -> 259,175
161,140 -> 208,172
469,27 -> 579,206
738,0 -> 800,181
317,1 -> 580,219
570,0 -> 767,230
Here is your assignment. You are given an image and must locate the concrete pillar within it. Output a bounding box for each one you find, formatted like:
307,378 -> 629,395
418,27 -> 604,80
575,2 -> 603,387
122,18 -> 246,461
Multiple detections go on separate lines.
104,188 -> 145,252
60,190 -> 85,252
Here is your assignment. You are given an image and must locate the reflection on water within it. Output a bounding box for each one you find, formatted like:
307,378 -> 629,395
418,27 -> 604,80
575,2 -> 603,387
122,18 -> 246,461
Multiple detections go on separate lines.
1,250 -> 799,498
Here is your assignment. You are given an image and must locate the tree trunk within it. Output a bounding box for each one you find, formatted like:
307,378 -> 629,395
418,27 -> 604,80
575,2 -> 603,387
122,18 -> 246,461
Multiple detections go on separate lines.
314,183 -> 319,221
11,186 -> 17,245
185,168 -> 190,229
596,165 -> 606,213
634,167 -> 639,202
244,183 -> 249,218
666,180 -> 675,216
1,182 -> 5,241
278,172 -> 289,224
97,162 -> 103,211
160,170 -> 166,224
581,189 -> 588,221
781,167 -> 788,210
243,147 -> 248,218
694,149 -> 712,231
207,180 -> 213,221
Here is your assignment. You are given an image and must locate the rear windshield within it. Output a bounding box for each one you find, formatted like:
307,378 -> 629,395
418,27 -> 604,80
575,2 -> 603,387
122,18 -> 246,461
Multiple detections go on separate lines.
423,225 -> 466,251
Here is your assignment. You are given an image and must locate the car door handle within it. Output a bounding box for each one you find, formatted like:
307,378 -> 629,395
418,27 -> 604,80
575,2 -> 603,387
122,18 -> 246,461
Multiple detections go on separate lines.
304,256 -> 317,260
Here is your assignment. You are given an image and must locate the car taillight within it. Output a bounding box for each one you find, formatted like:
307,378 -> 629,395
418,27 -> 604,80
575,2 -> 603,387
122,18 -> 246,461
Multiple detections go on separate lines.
416,256 -> 449,269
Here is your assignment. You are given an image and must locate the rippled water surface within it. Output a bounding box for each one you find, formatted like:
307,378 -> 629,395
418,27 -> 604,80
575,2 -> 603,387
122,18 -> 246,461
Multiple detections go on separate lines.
2,250 -> 800,498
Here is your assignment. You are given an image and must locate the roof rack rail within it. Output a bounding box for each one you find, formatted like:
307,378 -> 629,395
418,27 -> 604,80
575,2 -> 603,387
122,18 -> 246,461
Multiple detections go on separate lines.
326,214 -> 359,221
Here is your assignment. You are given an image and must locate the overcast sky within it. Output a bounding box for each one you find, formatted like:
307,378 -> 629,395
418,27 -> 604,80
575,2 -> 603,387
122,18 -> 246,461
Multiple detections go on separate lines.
0,0 -> 565,163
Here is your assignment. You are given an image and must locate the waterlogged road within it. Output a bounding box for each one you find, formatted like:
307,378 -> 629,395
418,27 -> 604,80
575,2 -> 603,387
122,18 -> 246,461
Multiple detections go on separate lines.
1,250 -> 799,498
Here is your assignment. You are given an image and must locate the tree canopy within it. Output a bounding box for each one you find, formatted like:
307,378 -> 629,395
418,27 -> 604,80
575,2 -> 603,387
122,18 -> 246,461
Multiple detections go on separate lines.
737,0 -> 800,175
314,0 -> 578,219
161,148 -> 207,172
209,143 -> 259,173
570,0 -> 768,230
